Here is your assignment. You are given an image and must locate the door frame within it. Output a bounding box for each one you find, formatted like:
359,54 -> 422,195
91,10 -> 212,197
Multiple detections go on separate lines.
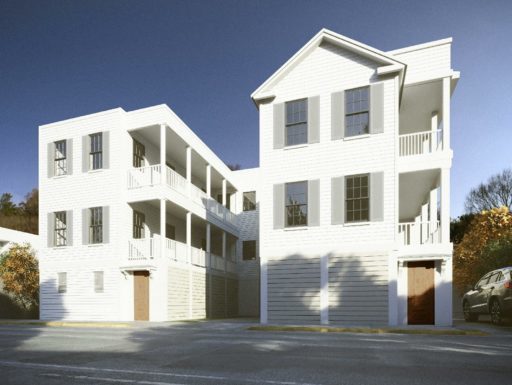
133,270 -> 150,321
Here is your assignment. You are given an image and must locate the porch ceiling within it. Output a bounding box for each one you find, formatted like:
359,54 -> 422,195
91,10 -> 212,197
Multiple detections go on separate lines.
400,80 -> 442,135
399,169 -> 439,221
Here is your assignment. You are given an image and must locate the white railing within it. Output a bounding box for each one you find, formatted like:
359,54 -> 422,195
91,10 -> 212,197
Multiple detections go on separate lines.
399,129 -> 442,157
225,210 -> 238,226
190,184 -> 208,208
166,167 -> 188,196
397,221 -> 441,246
226,260 -> 237,273
128,238 -> 159,260
191,246 -> 206,267
210,253 -> 225,271
166,239 -> 188,263
127,165 -> 161,189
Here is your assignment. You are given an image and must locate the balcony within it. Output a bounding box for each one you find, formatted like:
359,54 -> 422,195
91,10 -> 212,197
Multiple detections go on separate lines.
127,238 -> 236,273
397,221 -> 441,247
399,129 -> 442,157
127,165 -> 237,227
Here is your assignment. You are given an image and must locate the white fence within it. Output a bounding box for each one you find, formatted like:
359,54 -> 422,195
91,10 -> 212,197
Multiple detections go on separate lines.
397,221 -> 441,246
128,238 -> 159,260
127,165 -> 161,189
399,130 -> 442,157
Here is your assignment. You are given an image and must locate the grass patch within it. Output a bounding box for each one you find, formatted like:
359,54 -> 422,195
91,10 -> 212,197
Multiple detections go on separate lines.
247,325 -> 488,336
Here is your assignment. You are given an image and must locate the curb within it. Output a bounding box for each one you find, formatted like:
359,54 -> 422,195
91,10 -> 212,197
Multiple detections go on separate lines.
0,320 -> 131,328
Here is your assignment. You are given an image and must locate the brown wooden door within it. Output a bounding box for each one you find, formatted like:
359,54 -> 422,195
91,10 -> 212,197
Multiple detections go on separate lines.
134,271 -> 149,321
408,261 -> 435,325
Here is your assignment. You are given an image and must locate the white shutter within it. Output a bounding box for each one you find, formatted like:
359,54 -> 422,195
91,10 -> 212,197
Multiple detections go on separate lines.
273,184 -> 284,229
331,91 -> 345,140
331,177 -> 345,225
370,83 -> 384,134
308,96 -> 320,144
273,103 -> 285,149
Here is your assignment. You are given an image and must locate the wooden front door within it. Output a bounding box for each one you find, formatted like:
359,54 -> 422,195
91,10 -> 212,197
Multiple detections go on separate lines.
407,261 -> 435,325
134,271 -> 150,321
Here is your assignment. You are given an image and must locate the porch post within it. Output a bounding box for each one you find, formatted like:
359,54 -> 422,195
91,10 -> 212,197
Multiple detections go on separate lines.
222,231 -> 227,317
206,164 -> 211,197
160,199 -> 166,258
160,124 -> 166,186
431,112 -> 438,152
186,211 -> 192,319
441,168 -> 450,243
186,146 -> 192,197
430,188 -> 438,241
222,178 -> 227,206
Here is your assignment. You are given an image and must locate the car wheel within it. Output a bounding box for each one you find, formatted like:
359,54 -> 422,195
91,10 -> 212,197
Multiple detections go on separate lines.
463,301 -> 478,322
490,299 -> 503,326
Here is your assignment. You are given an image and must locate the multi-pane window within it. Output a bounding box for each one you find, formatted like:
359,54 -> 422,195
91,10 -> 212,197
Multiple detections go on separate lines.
286,99 -> 308,146
89,207 -> 103,244
57,272 -> 67,293
133,139 -> 145,168
54,140 -> 67,176
89,133 -> 103,170
133,210 -> 145,239
285,181 -> 308,227
243,191 -> 256,211
345,87 -> 369,137
94,271 -> 104,293
54,211 -> 67,246
346,174 -> 369,222
243,240 -> 257,261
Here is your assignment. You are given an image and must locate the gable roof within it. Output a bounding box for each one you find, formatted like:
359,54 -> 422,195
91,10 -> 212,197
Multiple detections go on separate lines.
251,29 -> 406,107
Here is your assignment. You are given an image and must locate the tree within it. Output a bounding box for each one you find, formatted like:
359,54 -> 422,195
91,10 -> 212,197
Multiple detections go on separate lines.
465,168 -> 512,213
0,193 -> 18,216
0,244 -> 39,310
453,206 -> 512,291
450,213 -> 476,244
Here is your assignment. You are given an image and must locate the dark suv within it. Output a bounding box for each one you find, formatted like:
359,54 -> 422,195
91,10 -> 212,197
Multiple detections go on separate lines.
462,267 -> 512,325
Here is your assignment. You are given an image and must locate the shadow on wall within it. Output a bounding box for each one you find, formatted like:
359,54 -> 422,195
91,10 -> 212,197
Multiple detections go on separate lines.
38,278 -> 66,321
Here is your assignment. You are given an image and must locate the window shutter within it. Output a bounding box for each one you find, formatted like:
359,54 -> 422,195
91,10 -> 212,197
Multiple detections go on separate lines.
47,142 -> 55,178
370,83 -> 384,134
82,135 -> 90,172
273,184 -> 284,229
273,103 -> 285,149
47,212 -> 54,247
103,131 -> 110,169
102,206 -> 110,243
331,91 -> 345,140
331,177 -> 345,225
66,139 -> 73,175
370,172 -> 384,221
66,210 -> 73,246
82,208 -> 89,245
308,179 -> 320,226
308,96 -> 320,144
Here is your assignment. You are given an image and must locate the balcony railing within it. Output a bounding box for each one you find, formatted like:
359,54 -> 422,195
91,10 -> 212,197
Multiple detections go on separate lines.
127,238 -> 235,272
397,221 -> 441,246
127,165 -> 238,227
399,129 -> 442,157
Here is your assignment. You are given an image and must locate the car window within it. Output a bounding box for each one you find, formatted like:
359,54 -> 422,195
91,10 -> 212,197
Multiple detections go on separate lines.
476,274 -> 491,288
488,272 -> 500,284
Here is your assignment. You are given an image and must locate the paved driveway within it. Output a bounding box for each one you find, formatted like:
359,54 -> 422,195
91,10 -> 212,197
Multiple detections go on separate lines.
0,319 -> 511,385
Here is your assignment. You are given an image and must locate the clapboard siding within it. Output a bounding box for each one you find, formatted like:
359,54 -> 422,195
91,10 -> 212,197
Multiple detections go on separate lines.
267,257 -> 320,323
328,255 -> 388,324
211,275 -> 226,318
227,278 -> 238,317
168,266 -> 189,320
192,270 -> 207,319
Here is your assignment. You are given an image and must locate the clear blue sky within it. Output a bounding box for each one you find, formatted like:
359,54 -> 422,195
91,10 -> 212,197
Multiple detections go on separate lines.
1,0 -> 511,217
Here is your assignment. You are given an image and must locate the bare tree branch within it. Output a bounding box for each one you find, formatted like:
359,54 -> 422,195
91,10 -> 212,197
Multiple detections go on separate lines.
465,168 -> 512,213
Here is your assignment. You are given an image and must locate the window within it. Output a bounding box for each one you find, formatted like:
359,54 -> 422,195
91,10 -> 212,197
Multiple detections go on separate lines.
476,274 -> 491,289
133,139 -> 145,168
57,272 -> 67,293
346,174 -> 369,223
488,272 -> 501,284
345,87 -> 369,137
89,207 -> 103,244
133,211 -> 145,239
243,191 -> 256,211
54,211 -> 67,246
286,99 -> 308,146
94,271 -> 104,293
243,240 -> 257,260
54,140 -> 67,176
89,133 -> 103,170
285,181 -> 307,227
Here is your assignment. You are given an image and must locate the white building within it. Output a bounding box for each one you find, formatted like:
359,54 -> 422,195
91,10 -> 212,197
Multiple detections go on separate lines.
39,29 -> 458,326
0,227 -> 39,255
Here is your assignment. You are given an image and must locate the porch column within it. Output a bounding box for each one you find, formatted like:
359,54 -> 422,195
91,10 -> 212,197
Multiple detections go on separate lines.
222,231 -> 227,317
206,223 -> 212,318
431,112 -> 438,152
222,231 -> 227,272
186,211 -> 192,263
160,199 -> 166,258
421,203 -> 429,243
442,77 -> 451,150
206,164 -> 211,197
222,179 -> 227,206
441,168 -> 450,243
160,124 -> 166,186
430,188 -> 438,241
186,146 -> 192,197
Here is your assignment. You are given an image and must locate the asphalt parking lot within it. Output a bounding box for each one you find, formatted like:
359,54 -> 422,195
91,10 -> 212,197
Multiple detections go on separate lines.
0,319 -> 511,385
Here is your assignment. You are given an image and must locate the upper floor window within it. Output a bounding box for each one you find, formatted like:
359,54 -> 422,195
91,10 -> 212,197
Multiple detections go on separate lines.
89,207 -> 103,244
286,181 -> 307,227
54,140 -> 67,176
286,99 -> 308,146
242,240 -> 256,260
133,210 -> 145,239
346,174 -> 369,223
133,139 -> 145,168
345,87 -> 369,137
90,133 -> 103,170
243,191 -> 256,211
54,211 -> 67,246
